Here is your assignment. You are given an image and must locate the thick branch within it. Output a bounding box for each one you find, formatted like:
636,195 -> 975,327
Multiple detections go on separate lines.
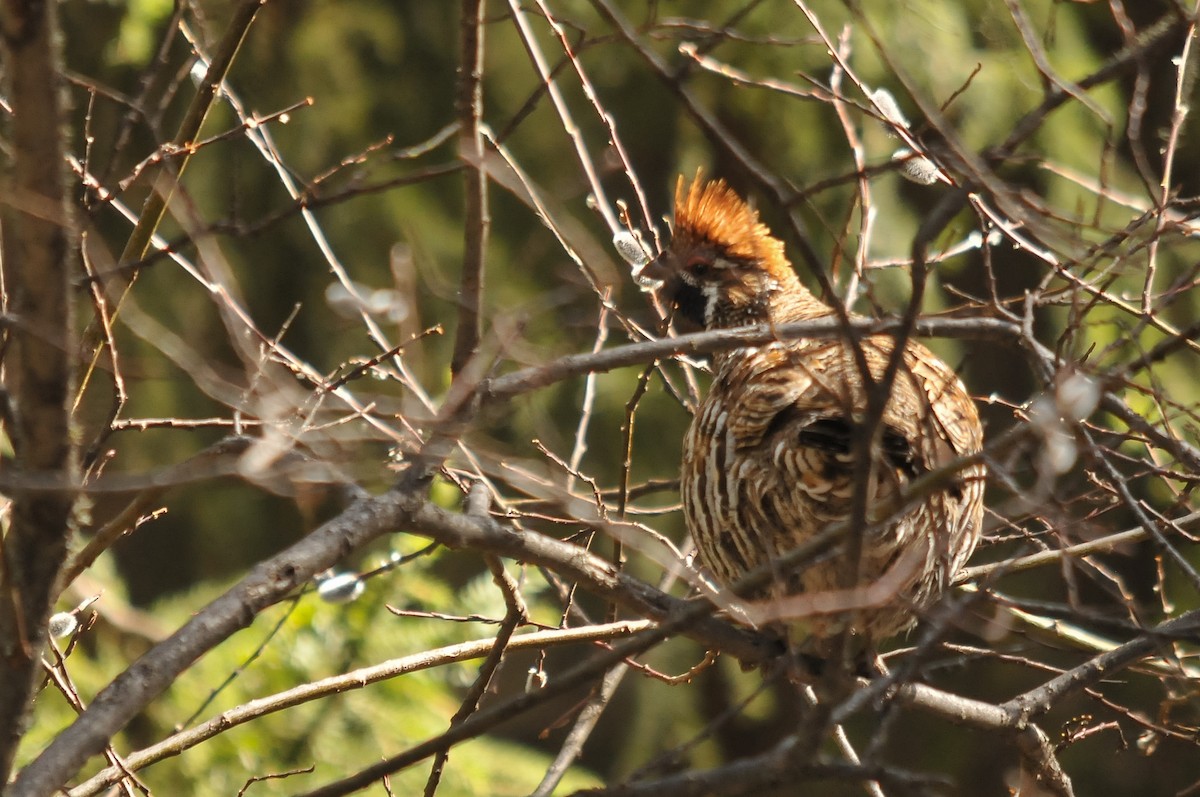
8,492 -> 405,797
0,0 -> 77,783
69,622 -> 651,797
450,0 -> 489,375
10,478 -> 770,796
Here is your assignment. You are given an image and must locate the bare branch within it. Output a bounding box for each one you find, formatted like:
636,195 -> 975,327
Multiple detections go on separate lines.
450,0 -> 490,377
0,0 -> 77,781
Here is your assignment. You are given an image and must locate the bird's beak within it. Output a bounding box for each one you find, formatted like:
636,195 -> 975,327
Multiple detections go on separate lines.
634,251 -> 674,293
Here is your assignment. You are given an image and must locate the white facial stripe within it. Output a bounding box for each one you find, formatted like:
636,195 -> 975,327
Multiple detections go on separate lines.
702,282 -> 721,325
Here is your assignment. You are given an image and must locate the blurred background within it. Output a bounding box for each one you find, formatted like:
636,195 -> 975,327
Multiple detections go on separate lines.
19,0 -> 1200,794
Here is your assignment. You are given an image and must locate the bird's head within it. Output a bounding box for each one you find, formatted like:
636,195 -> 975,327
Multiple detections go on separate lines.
639,174 -> 815,331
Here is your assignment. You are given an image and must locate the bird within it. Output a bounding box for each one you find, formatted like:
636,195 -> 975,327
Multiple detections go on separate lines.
639,173 -> 985,649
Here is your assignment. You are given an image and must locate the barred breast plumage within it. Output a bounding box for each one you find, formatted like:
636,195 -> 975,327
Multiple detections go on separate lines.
641,174 -> 985,645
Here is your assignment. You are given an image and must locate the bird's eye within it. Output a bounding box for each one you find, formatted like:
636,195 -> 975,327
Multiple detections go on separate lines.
687,257 -> 714,277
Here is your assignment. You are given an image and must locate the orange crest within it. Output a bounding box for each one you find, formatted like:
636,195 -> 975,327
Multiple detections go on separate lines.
672,173 -> 788,271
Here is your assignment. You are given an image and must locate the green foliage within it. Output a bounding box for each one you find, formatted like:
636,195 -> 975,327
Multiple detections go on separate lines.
110,0 -> 175,65
27,557 -> 601,794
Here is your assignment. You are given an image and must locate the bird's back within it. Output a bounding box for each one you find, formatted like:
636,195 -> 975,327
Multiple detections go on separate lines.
683,325 -> 984,642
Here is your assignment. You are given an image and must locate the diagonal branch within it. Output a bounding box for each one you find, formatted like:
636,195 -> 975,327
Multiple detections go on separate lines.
68,621 -> 653,797
8,475 -> 769,797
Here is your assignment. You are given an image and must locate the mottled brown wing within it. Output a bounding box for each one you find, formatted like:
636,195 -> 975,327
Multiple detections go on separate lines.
681,335 -> 984,637
899,340 -> 986,575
